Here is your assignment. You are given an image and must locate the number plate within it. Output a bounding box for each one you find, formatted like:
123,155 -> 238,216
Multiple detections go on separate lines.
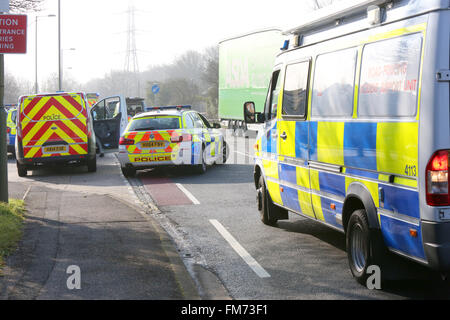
141,141 -> 165,148
43,145 -> 67,153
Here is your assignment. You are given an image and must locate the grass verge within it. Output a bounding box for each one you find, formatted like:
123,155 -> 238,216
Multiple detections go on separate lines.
0,199 -> 25,274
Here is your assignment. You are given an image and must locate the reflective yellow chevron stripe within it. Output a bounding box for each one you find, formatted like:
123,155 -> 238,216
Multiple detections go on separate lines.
20,94 -> 88,158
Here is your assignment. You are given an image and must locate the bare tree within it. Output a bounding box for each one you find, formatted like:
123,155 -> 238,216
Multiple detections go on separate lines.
169,50 -> 205,86
201,46 -> 219,119
4,73 -> 32,104
41,73 -> 58,93
146,78 -> 201,108
9,0 -> 42,12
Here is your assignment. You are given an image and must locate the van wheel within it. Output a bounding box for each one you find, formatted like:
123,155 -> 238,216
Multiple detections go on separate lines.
121,166 -> 136,177
17,162 -> 27,177
195,146 -> 207,174
346,209 -> 386,285
257,176 -> 286,226
87,157 -> 97,173
222,141 -> 229,164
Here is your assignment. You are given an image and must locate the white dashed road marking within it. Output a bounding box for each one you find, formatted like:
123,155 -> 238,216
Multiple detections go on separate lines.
175,183 -> 200,205
209,219 -> 270,278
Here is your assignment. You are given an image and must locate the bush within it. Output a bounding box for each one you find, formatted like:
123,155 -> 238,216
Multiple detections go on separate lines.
0,199 -> 25,271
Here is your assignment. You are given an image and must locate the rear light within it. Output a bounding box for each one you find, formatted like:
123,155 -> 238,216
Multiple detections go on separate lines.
426,150 -> 450,206
6,127 -> 10,134
171,135 -> 182,143
170,134 -> 192,143
182,134 -> 192,141
119,137 -> 134,145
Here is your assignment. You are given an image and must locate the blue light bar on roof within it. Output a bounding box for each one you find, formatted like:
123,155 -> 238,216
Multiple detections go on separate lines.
145,105 -> 192,111
281,39 -> 290,50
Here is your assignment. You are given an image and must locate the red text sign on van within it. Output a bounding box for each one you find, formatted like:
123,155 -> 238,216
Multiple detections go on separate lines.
0,14 -> 27,54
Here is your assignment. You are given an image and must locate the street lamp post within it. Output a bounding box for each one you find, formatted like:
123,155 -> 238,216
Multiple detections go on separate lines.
58,0 -> 62,91
34,14 -> 56,94
61,48 -> 76,90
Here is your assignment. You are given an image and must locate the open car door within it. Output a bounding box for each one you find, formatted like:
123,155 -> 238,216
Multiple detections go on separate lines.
91,95 -> 128,152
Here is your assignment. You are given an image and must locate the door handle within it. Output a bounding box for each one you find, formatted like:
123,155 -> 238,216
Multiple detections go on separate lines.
280,132 -> 287,140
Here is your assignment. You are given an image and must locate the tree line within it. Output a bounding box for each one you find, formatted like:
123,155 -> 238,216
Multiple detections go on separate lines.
5,46 -> 219,118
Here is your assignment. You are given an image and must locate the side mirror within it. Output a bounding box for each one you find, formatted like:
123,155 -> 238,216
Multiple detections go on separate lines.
244,101 -> 256,123
212,123 -> 221,129
256,113 -> 266,123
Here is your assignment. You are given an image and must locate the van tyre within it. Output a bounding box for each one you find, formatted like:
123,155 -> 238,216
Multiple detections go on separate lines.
222,141 -> 229,164
121,166 -> 136,177
257,176 -> 287,226
87,157 -> 97,173
17,162 -> 27,177
346,209 -> 387,285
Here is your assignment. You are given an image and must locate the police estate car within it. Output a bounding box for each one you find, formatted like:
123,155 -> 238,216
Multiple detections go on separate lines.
117,106 -> 228,176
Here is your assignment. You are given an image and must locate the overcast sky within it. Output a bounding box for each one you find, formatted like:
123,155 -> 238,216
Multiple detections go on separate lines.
5,0 -> 320,85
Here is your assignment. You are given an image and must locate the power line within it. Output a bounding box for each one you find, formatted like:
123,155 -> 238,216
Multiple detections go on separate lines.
124,2 -> 139,74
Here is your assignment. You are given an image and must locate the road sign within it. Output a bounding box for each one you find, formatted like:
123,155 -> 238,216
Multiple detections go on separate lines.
152,84 -> 160,94
0,14 -> 27,54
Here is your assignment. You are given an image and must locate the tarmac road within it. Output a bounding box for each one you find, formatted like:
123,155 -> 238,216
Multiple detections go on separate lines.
3,133 -> 450,300
1,153 -> 199,300
135,133 -> 450,300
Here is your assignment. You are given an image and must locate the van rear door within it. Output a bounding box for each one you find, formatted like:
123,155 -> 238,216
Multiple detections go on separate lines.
91,95 -> 128,152
20,93 -> 89,159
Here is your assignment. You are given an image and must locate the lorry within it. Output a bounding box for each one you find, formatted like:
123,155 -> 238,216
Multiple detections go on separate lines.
218,29 -> 284,135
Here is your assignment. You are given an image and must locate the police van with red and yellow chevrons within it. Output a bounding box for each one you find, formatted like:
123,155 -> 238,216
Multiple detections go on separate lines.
117,106 -> 228,177
16,92 -> 98,176
244,0 -> 450,284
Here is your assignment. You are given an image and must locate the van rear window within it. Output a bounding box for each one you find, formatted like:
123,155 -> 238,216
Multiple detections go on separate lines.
128,117 -> 181,131
358,33 -> 422,117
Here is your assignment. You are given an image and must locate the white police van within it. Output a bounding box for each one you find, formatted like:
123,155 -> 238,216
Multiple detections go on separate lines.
244,0 -> 450,284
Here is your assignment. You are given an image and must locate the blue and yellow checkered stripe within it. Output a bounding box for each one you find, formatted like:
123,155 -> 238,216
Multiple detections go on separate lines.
257,119 -> 424,259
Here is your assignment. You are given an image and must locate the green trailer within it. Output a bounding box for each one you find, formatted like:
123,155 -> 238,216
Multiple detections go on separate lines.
218,29 -> 283,129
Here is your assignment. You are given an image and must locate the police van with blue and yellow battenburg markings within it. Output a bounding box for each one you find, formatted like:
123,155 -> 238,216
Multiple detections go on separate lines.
6,106 -> 17,155
117,105 -> 228,177
244,0 -> 450,284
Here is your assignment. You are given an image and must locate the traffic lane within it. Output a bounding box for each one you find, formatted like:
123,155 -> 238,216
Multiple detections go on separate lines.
160,195 -> 393,299
275,218 -> 450,299
146,163 -> 450,299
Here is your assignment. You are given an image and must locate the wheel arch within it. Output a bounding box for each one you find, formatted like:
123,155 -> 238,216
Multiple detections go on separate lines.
343,182 -> 380,233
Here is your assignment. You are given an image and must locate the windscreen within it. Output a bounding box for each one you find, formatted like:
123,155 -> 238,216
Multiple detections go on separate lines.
128,116 -> 181,131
